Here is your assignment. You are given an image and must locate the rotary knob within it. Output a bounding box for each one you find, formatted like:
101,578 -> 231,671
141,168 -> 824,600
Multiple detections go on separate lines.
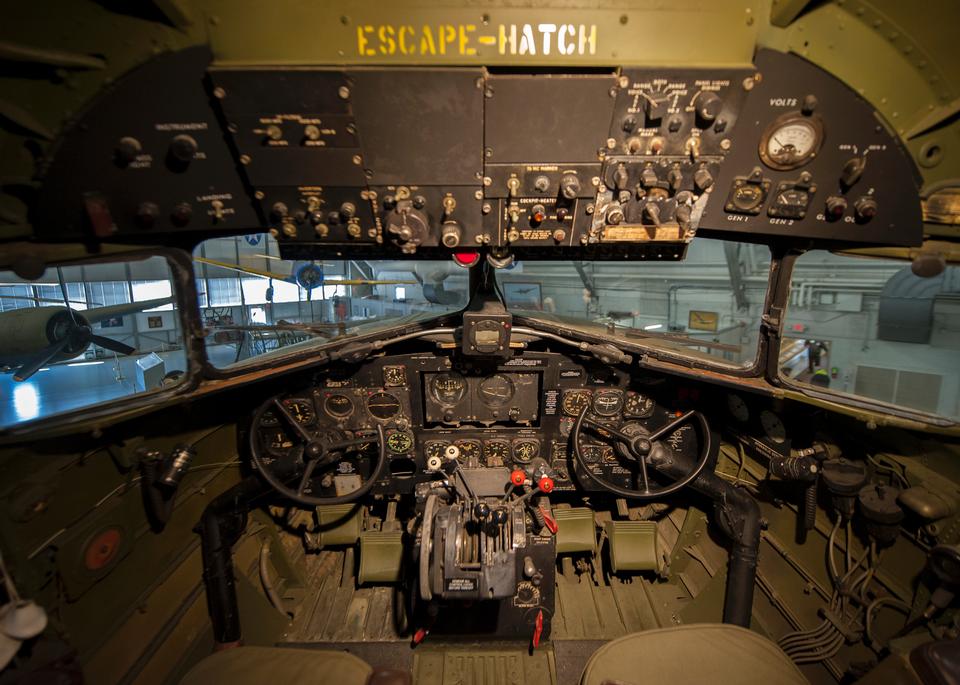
168,134 -> 198,163
693,91 -> 723,123
115,136 -> 142,165
386,201 -> 429,251
559,173 -> 581,200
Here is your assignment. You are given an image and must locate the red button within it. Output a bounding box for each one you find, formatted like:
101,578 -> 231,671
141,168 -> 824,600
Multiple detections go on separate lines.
538,476 -> 554,493
511,470 -> 526,486
452,251 -> 480,267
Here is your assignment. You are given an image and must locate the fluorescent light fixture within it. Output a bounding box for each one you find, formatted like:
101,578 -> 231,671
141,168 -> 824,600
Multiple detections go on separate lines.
67,361 -> 104,367
643,324 -> 663,330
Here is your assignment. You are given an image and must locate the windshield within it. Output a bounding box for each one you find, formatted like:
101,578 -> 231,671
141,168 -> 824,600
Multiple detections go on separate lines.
194,235 -> 469,369
782,251 -> 960,421
507,238 -> 771,368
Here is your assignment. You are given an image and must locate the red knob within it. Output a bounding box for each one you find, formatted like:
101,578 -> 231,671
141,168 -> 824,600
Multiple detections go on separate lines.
511,470 -> 526,486
538,476 -> 554,493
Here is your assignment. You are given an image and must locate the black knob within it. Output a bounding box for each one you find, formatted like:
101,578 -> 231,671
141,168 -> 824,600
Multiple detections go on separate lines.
840,156 -> 866,187
135,201 -> 158,229
854,196 -> 878,222
642,201 -> 661,226
622,116 -> 637,133
825,195 -> 847,220
492,507 -> 509,525
168,134 -> 198,163
116,136 -> 142,165
560,174 -> 581,200
693,167 -> 714,193
170,202 -> 192,227
473,502 -> 491,520
693,91 -> 723,123
271,202 -> 289,220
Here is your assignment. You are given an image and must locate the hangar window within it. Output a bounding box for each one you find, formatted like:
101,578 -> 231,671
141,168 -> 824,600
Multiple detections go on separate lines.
0,255 -> 185,429
782,251 -> 960,420
508,238 -> 771,369
194,235 -> 469,369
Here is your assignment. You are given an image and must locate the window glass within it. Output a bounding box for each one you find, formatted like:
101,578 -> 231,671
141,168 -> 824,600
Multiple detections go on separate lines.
0,256 -> 185,429
508,239 -> 771,368
783,251 -> 960,420
194,234 -> 468,369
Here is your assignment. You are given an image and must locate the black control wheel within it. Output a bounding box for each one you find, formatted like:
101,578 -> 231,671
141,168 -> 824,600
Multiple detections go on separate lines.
571,405 -> 712,500
249,396 -> 387,506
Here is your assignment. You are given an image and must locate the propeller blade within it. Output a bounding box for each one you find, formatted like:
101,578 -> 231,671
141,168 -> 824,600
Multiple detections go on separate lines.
56,267 -> 78,324
13,337 -> 72,381
90,335 -> 136,355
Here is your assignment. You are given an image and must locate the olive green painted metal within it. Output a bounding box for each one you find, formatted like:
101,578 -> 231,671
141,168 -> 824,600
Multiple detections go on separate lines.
358,530 -> 404,584
316,504 -> 363,546
604,520 -> 661,573
205,0 -> 760,68
554,507 -> 597,554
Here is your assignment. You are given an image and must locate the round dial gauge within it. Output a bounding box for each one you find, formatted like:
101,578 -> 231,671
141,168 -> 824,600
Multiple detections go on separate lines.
483,440 -> 510,464
512,439 -> 540,463
431,372 -> 467,405
367,392 -> 401,420
727,394 -> 750,422
383,366 -> 406,387
425,441 -> 447,461
593,390 -> 624,417
759,114 -> 824,170
624,392 -> 655,418
562,390 -> 592,416
323,393 -> 354,419
760,410 -> 787,444
281,399 -> 315,424
454,439 -> 481,460
386,431 -> 414,454
478,374 -> 515,407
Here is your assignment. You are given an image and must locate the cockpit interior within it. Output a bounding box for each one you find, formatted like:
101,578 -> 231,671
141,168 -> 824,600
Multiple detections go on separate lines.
0,2 -> 958,684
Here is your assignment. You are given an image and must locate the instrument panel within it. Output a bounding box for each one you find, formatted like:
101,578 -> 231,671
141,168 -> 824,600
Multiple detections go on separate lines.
33,47 -> 921,254
250,351 -> 705,497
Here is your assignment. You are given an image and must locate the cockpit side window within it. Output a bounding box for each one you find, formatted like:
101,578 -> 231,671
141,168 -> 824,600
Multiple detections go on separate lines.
0,255 -> 185,428
782,250 -> 960,420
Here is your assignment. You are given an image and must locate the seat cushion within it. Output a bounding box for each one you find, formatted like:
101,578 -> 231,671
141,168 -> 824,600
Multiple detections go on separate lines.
180,646 -> 373,685
581,623 -> 807,685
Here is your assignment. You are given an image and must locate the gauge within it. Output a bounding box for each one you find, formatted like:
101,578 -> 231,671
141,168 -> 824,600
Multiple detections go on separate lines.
264,429 -> 295,453
386,431 -> 414,454
727,394 -> 750,422
455,439 -> 481,460
383,366 -> 406,387
759,113 -> 824,171
425,441 -> 447,461
624,392 -> 655,418
760,410 -> 787,444
581,444 -> 602,464
281,398 -> 315,424
483,439 -> 510,465
562,390 -> 592,416
431,372 -> 467,405
478,374 -> 515,407
513,439 -> 540,463
367,392 -> 401,420
593,390 -> 624,417
323,393 -> 354,419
